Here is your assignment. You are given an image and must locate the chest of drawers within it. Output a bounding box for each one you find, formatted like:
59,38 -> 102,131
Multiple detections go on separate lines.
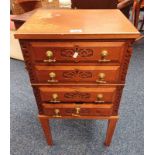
15,9 -> 140,146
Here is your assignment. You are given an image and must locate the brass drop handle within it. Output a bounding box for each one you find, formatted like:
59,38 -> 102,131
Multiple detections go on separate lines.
72,107 -> 81,117
95,94 -> 105,103
47,72 -> 58,83
49,93 -> 60,103
53,109 -> 62,118
98,50 -> 111,62
44,50 -> 56,63
96,73 -> 106,83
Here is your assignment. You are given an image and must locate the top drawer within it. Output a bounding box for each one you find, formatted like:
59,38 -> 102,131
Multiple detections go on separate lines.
29,42 -> 126,65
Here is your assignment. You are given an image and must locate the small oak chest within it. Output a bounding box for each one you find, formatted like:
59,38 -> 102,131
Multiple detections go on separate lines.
15,9 -> 140,146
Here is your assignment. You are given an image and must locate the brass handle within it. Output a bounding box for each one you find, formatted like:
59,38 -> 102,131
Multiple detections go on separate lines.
98,50 -> 111,62
96,73 -> 106,83
49,93 -> 60,103
47,72 -> 58,83
44,50 -> 56,63
72,107 -> 81,117
53,109 -> 62,118
95,94 -> 105,103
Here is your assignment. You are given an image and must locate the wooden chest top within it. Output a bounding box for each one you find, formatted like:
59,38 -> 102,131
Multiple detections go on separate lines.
14,9 -> 140,39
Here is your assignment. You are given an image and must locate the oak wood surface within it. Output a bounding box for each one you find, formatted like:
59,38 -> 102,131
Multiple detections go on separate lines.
30,41 -> 126,64
34,65 -> 120,83
14,9 -> 140,39
42,103 -> 113,117
38,115 -> 53,145
38,114 -> 119,120
38,86 -> 116,103
16,9 -> 139,146
104,117 -> 118,146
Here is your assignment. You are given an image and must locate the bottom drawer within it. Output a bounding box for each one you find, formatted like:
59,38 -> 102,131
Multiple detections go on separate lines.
42,103 -> 113,117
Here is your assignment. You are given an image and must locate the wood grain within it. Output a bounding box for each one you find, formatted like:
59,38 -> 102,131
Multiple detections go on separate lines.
14,9 -> 140,39
38,86 -> 116,103
42,103 -> 113,117
34,65 -> 120,83
30,41 -> 126,64
104,117 -> 118,146
15,9 -> 139,147
38,115 -> 53,145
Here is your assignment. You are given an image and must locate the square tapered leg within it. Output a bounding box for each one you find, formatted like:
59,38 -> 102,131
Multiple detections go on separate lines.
104,117 -> 118,146
38,115 -> 53,145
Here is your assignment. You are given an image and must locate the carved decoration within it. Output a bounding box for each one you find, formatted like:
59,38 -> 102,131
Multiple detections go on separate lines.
60,48 -> 93,57
20,41 -> 42,113
61,49 -> 74,57
78,49 -> 93,57
120,46 -> 133,83
20,41 -> 36,83
63,70 -> 76,78
64,91 -> 91,99
63,70 -> 92,78
113,44 -> 133,114
79,71 -> 92,78
113,86 -> 123,115
32,86 -> 43,114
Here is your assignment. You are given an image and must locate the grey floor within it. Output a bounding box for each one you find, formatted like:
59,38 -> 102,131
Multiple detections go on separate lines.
10,40 -> 144,155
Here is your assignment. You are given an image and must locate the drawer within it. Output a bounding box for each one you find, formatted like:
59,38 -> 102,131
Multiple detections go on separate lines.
42,103 -> 113,117
39,86 -> 116,103
30,42 -> 126,64
34,66 -> 120,84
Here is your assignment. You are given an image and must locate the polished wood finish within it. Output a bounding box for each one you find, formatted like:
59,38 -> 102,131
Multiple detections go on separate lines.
117,0 -> 133,18
30,41 -> 126,64
34,65 -> 120,83
104,117 -> 118,146
38,86 -> 116,103
14,9 -> 140,39
13,0 -> 41,14
38,115 -> 53,145
11,10 -> 37,29
132,0 -> 144,29
42,103 -> 113,117
38,114 -> 119,146
15,9 -> 140,146
38,114 -> 119,120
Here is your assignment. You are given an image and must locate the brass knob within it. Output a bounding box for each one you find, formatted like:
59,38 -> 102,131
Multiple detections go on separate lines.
98,50 -> 111,63
46,50 -> 53,58
49,93 -> 60,103
95,94 -> 104,103
48,72 -> 58,83
99,73 -> 105,79
53,109 -> 62,118
55,109 -> 60,114
97,94 -> 103,100
96,73 -> 106,83
101,50 -> 108,57
52,93 -> 58,100
44,51 -> 56,63
49,72 -> 56,78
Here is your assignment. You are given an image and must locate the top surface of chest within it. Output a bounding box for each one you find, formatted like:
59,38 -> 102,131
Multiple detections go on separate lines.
15,9 -> 140,39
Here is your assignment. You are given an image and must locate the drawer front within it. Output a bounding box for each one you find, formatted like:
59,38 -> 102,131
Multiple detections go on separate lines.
35,66 -> 120,83
39,87 -> 116,103
42,103 -> 113,117
30,42 -> 126,64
